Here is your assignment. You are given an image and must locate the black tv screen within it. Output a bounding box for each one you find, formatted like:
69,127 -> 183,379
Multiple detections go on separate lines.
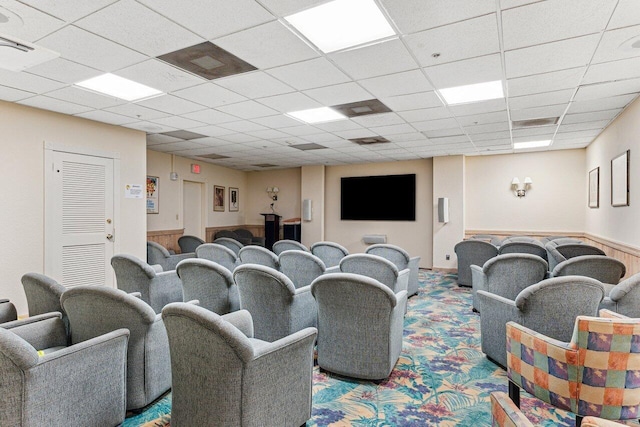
341,174 -> 416,221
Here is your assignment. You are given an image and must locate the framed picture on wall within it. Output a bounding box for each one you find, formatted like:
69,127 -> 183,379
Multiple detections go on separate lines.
611,150 -> 630,207
229,187 -> 239,212
214,185 -> 225,211
588,167 -> 599,208
146,176 -> 159,214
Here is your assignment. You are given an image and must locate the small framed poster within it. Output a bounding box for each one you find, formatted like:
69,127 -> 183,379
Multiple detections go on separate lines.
611,150 -> 630,207
214,185 -> 225,212
146,176 -> 159,214
229,187 -> 239,212
588,167 -> 599,208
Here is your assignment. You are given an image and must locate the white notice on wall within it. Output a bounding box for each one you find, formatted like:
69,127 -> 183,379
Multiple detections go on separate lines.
125,184 -> 143,199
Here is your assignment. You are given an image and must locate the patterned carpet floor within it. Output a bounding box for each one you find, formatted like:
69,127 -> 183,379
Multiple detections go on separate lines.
123,271 -> 580,426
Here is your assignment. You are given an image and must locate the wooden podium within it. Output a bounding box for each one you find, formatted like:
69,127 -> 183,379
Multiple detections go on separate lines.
260,213 -> 281,251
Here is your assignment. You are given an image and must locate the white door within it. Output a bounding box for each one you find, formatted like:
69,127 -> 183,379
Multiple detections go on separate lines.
45,151 -> 115,288
183,181 -> 203,239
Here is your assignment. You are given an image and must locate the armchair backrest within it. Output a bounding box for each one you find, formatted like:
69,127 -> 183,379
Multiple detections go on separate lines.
339,254 -> 400,292
213,237 -> 244,255
605,272 -> 640,318
310,241 -> 349,268
176,258 -> 238,314
21,272 -> 66,317
238,245 -> 279,269
312,273 -> 398,311
234,228 -> 254,240
278,250 -> 326,289
469,234 -> 502,246
215,229 -> 241,240
112,253 -> 156,294
553,255 -> 626,284
147,240 -> 170,260
483,253 -> 548,301
0,299 -> 17,324
272,240 -> 309,255
498,241 -> 547,261
178,235 -> 205,253
196,243 -> 238,271
500,236 -> 537,245
454,240 -> 498,286
556,243 -> 606,259
365,243 -> 410,270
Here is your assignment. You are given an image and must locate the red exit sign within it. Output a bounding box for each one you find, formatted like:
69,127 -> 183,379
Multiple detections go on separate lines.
191,164 -> 201,174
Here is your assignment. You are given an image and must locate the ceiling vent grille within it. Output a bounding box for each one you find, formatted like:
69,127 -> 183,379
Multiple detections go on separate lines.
290,143 -> 327,151
349,136 -> 390,145
197,153 -> 230,160
512,117 -> 559,129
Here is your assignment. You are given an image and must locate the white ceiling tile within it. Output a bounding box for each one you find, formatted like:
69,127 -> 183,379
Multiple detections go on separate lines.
138,0 -> 274,39
255,0 -> 326,17
256,92 -> 321,112
423,127 -> 465,138
557,120 -> 610,132
510,104 -> 568,121
146,134 -> 181,145
216,71 -> 294,98
216,100 -> 278,119
18,95 -> 93,115
245,129 -> 289,140
123,121 -> 177,133
470,130 -> 511,141
554,129 -> 602,139
583,57 -> 640,85
282,125 -> 324,136
381,0 -> 496,34
46,86 -> 125,109
381,91 -> 443,111
150,116 -> 206,130
213,21 -> 318,69
424,53 -> 503,88
574,78 -> 640,101
0,68 -> 64,93
0,0 -> 64,41
448,98 -> 507,116
358,70 -> 432,98
508,89 -> 575,110
592,25 -> 640,64
327,128 -> 376,139
25,58 -> 100,84
505,34 -> 600,78
502,0 -> 615,50
464,121 -> 510,134
20,0 -> 118,22
351,112 -> 405,127
368,123 -> 416,136
399,107 -> 453,122
507,67 -> 586,97
568,94 -> 637,114
608,0 -> 640,30
406,14 -> 500,67
456,111 -> 509,126
562,109 -> 622,124
75,0 -> 204,56
303,82 -> 373,105
104,103 -> 170,121
172,83 -> 247,109
329,39 -> 418,80
151,141 -> 208,152
511,126 -> 556,138
313,120 -> 363,132
500,0 -> 545,10
413,118 -> 461,131
182,109 -> 239,125
218,133 -> 260,143
74,110 -> 136,126
251,114 -> 302,128
219,120 -> 270,132
300,133 -> 343,143
38,26 -> 147,72
188,125 -> 236,137
0,85 -> 34,101
116,59 -> 204,93
266,58 -> 350,91
136,94 -> 206,115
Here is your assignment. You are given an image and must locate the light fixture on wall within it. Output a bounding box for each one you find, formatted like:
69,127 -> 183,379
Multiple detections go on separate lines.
511,177 -> 532,197
266,186 -> 279,201
170,154 -> 178,181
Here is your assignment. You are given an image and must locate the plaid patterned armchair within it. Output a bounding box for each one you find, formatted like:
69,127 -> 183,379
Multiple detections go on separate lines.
506,313 -> 640,427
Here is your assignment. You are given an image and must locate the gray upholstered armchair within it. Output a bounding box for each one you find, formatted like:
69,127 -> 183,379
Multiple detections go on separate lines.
0,311 -> 129,426
21,272 -> 66,316
213,237 -> 244,256
234,228 -> 266,247
500,236 -> 537,245
599,272 -> 640,317
454,239 -> 499,287
469,234 -> 503,246
0,299 -> 17,324
111,254 -> 183,313
147,241 -> 195,271
233,264 -> 317,342
195,243 -> 238,272
272,239 -> 309,255
311,273 -> 407,380
543,238 -> 584,270
177,235 -> 205,253
471,253 -> 548,312
176,258 -> 240,314
278,250 -> 333,289
162,304 -> 316,426
61,286 -> 171,411
498,241 -> 547,261
551,255 -> 626,284
477,275 -> 605,368
365,243 -> 421,297
310,241 -> 349,268
238,245 -> 279,269
339,253 -> 409,295
214,229 -> 251,246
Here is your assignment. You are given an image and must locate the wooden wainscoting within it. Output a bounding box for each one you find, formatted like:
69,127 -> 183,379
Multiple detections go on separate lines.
205,225 -> 265,243
147,229 -> 184,253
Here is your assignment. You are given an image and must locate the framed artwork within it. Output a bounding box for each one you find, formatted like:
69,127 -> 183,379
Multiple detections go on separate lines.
229,187 -> 239,212
214,185 -> 225,211
588,167 -> 599,208
146,176 -> 159,214
611,150 -> 630,207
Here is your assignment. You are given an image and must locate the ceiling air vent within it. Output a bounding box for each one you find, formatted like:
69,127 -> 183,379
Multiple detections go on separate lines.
253,164 -> 278,168
198,153 -> 230,160
349,136 -> 390,145
512,117 -> 559,129
331,99 -> 391,118
290,143 -> 327,151
0,33 -> 59,71
160,130 -> 207,140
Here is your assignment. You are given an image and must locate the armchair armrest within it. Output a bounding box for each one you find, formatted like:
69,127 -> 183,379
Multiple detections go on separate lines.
151,264 -> 163,273
582,417 -> 631,426
490,392 -> 533,427
396,268 -> 410,293
324,266 -> 340,274
599,309 -> 629,319
222,310 -> 254,338
251,327 -> 317,360
1,312 -> 67,350
471,264 -> 487,311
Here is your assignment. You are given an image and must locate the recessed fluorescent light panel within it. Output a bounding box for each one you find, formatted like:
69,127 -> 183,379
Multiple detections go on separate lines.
513,140 -> 552,149
75,73 -> 163,101
439,80 -> 504,105
286,107 -> 347,124
285,0 -> 396,53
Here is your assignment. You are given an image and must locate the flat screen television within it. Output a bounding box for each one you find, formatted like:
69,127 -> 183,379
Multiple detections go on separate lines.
341,174 -> 416,221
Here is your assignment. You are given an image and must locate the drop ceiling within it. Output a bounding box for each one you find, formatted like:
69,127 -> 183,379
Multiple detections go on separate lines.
0,0 -> 639,170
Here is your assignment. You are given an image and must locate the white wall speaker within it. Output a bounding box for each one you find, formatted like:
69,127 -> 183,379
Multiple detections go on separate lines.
302,199 -> 312,221
438,197 -> 449,223
362,234 -> 387,244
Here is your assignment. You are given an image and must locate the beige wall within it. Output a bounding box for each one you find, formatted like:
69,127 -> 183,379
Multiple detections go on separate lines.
301,165 -> 325,247
246,168 -> 302,225
146,150 -> 248,232
586,97 -> 640,248
465,149 -> 586,233
433,156 -> 465,269
324,159 -> 433,267
1,101 -> 147,315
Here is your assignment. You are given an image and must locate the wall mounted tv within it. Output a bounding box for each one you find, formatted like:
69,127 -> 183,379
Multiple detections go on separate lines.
341,174 -> 416,221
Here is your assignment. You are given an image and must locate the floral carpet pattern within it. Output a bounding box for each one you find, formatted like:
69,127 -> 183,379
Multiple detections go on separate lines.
124,271 -> 581,426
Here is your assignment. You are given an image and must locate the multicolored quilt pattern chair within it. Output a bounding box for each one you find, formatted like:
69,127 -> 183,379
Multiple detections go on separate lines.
506,313 -> 640,427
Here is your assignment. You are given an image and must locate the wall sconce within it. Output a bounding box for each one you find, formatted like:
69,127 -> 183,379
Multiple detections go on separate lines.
266,186 -> 279,201
511,177 -> 532,197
